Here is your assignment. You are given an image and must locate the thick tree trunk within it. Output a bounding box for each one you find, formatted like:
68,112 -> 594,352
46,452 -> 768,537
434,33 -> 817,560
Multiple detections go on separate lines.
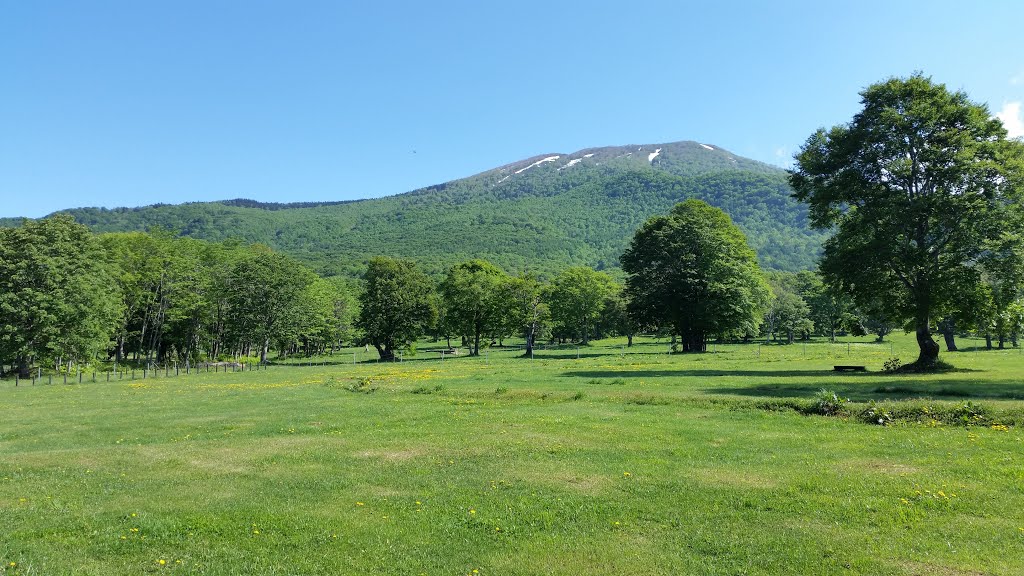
260,339 -> 269,364
627,334 -> 633,347
938,318 -> 957,351
985,333 -> 993,350
374,343 -> 395,361
941,330 -> 956,351
787,329 -> 795,344
915,323 -> 940,366
16,356 -> 31,379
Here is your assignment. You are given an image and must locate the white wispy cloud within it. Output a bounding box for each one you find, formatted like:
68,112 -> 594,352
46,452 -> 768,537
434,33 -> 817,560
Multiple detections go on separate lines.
995,101 -> 1024,139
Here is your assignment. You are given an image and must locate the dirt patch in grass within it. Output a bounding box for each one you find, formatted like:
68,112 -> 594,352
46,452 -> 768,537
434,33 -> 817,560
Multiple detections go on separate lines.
844,458 -> 919,475
355,447 -> 427,462
687,466 -> 779,489
899,561 -> 987,576
512,468 -> 612,495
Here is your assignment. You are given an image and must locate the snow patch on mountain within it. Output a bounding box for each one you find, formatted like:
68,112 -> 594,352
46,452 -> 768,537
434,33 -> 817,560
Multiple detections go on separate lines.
700,144 -> 714,150
648,148 -> 661,162
515,155 -> 561,174
558,158 -> 584,171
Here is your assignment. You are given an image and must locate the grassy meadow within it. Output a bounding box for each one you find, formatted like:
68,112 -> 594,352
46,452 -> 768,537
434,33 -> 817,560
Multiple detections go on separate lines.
2,334 -> 1024,575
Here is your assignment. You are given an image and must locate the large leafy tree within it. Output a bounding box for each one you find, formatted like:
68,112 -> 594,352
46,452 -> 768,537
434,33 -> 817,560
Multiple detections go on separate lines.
501,273 -> 550,356
547,266 -> 616,345
0,215 -> 121,376
790,74 -> 1024,367
439,260 -> 509,356
621,199 -> 770,352
356,257 -> 437,361
224,248 -> 317,363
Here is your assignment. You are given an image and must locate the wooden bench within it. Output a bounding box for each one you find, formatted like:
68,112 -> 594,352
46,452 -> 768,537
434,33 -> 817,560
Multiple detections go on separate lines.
833,365 -> 866,372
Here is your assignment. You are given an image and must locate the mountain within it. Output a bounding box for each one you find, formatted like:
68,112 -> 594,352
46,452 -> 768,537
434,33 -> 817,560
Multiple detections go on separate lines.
2,140 -> 824,277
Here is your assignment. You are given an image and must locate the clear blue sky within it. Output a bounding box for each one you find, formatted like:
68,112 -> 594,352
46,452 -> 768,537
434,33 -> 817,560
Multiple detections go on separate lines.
3,0 -> 1022,218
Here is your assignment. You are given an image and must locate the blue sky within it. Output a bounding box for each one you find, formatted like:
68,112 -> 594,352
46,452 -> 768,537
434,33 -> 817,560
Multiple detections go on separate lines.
3,0 -> 1022,218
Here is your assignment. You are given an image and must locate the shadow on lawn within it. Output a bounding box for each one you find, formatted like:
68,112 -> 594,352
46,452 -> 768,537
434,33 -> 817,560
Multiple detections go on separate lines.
707,380 -> 1024,402
563,369 -> 872,379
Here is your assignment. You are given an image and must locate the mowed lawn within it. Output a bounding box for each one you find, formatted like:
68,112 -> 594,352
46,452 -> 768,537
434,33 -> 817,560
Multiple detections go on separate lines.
2,335 -> 1024,575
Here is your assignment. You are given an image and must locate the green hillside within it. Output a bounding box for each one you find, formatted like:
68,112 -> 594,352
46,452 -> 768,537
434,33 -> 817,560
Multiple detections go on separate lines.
4,141 -> 824,277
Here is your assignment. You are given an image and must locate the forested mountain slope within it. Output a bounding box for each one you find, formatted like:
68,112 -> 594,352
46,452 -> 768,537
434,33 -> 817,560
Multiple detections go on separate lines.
4,141 -> 824,277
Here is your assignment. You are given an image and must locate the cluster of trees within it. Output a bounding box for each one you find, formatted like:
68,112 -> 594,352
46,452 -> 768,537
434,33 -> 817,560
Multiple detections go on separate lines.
356,257 -> 627,361
0,216 -> 352,377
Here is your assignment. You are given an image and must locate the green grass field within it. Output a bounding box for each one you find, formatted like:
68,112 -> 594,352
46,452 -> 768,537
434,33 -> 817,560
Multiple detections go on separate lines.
3,334 -> 1024,575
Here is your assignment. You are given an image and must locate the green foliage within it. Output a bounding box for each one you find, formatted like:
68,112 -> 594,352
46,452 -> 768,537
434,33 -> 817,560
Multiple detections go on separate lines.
791,73 -> 1024,365
546,267 -> 617,344
27,142 -> 826,277
500,273 -> 551,355
439,260 -> 510,355
811,388 -> 850,416
0,215 -> 121,375
621,199 -> 771,351
224,249 -> 317,362
356,257 -> 438,360
762,275 -> 814,344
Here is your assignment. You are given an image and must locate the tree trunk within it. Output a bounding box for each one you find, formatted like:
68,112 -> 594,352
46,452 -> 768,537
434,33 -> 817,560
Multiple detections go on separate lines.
915,323 -> 940,366
473,321 -> 481,356
260,339 -> 269,364
374,343 -> 395,361
16,356 -> 31,379
627,334 -> 633,347
524,323 -> 536,357
985,333 -> 993,350
787,329 -> 795,344
938,318 -> 957,352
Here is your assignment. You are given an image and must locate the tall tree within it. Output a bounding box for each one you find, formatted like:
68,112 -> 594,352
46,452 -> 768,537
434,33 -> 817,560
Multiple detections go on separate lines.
621,199 -> 771,352
439,260 -> 509,356
547,267 -> 616,345
791,74 -> 1024,367
356,257 -> 437,361
0,215 -> 121,376
224,248 -> 316,363
501,273 -> 550,357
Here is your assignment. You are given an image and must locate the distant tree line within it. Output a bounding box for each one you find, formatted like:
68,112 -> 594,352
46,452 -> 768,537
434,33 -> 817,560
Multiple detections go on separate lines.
0,216 -> 353,377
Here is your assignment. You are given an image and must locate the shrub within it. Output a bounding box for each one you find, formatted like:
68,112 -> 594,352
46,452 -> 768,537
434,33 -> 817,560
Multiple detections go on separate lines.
812,389 -> 849,416
882,357 -> 902,373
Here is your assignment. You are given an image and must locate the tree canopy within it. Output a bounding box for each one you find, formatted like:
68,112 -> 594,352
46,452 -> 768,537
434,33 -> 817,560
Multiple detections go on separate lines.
790,73 -> 1024,367
356,257 -> 437,361
621,199 -> 770,352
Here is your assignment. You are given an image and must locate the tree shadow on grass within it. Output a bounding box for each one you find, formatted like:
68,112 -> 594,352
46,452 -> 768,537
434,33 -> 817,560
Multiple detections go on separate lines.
705,379 -> 1024,402
562,369 -> 875,379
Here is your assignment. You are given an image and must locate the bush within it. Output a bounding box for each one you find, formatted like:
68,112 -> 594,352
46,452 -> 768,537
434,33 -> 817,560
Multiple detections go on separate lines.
883,357 -> 902,373
812,389 -> 849,416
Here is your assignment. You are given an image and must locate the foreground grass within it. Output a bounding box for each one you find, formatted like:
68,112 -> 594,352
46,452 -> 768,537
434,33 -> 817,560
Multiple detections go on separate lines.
2,334 -> 1023,575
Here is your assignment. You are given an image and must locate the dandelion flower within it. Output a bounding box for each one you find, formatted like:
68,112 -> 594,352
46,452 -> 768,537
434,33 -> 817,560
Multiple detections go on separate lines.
158,559 -> 166,565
